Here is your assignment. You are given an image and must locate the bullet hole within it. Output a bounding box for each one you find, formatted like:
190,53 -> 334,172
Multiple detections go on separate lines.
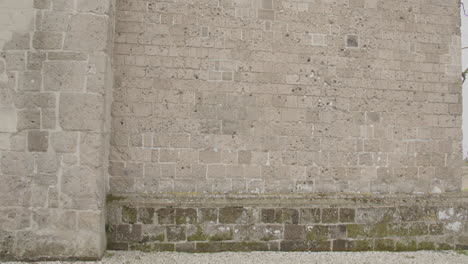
346,35 -> 358,47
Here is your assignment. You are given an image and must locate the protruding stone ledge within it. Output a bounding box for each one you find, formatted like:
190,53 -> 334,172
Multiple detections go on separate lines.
106,193 -> 468,252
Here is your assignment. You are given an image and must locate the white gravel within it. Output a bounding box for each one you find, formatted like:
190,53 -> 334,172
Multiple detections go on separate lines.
3,251 -> 468,264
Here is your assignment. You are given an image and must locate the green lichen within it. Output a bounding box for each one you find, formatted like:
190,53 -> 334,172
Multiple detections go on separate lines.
349,240 -> 372,251
104,251 -> 115,258
347,224 -> 366,238
418,241 -> 435,250
188,225 -> 208,241
177,216 -> 187,225
209,230 -> 234,241
121,206 -> 137,224
306,226 -> 328,241
396,240 -> 417,251
438,243 -> 453,250
260,234 -> 276,241
455,250 -> 468,256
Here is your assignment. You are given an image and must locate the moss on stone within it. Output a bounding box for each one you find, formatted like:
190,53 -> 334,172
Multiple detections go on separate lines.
106,194 -> 125,203
347,224 -> 366,238
209,230 -> 234,241
438,243 -> 453,250
396,239 -> 417,251
130,243 -> 175,252
348,240 -> 372,251
121,206 -> 137,224
374,239 -> 395,251
418,241 -> 435,250
306,226 -> 329,241
188,225 -> 208,241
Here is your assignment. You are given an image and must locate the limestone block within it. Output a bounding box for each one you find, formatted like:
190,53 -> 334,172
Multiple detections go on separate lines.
0,107 -> 17,132
59,93 -> 104,131
44,61 -> 86,92
28,130 -> 48,152
18,71 -> 41,91
77,0 -> 110,15
0,176 -> 31,207
52,0 -> 74,11
64,14 -> 109,51
80,132 -> 104,168
61,165 -> 99,210
0,207 -> 30,230
50,131 -> 77,153
41,11 -> 70,32
35,153 -> 60,174
0,152 -> 34,175
14,92 -> 55,109
32,31 -> 63,50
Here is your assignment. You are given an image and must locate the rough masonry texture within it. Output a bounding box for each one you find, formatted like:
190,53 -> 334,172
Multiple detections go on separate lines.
0,0 -> 115,260
1,0 -> 468,260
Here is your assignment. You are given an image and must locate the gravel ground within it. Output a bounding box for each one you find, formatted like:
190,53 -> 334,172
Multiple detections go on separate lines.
3,251 -> 468,264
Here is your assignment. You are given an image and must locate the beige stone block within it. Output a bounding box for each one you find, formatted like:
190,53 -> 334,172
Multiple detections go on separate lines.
61,165 -> 99,210
59,93 -> 104,131
0,107 -> 17,132
32,31 -> 63,50
50,131 -> 77,153
77,0 -> 110,14
44,61 -> 86,92
64,14 -> 109,51
1,152 -> 34,175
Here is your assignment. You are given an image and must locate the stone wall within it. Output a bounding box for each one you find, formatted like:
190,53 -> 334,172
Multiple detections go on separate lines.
0,0 -> 467,260
106,194 -> 468,252
0,0 -> 114,260
110,0 -> 463,195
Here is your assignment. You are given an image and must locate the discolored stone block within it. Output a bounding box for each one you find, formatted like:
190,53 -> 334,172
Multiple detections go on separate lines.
284,225 -> 306,240
138,208 -> 155,224
339,208 -> 355,222
275,209 -> 299,224
300,208 -> 320,224
115,224 -> 142,242
346,35 -> 358,47
198,208 -> 217,223
157,208 -> 175,225
261,209 -> 275,223
332,239 -> 347,251
122,206 -> 137,224
167,226 -> 186,242
219,207 -> 246,224
28,130 -> 48,152
322,208 -> 339,223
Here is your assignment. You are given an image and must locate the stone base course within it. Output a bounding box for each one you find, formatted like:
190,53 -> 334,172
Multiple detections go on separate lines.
107,193 -> 468,252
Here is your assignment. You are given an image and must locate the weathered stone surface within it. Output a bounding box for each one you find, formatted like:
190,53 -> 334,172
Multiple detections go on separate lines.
1,0 -> 466,259
61,165 -> 99,210
50,131 -> 77,153
44,61 -> 86,92
59,93 -> 104,131
64,14 -> 109,51
0,108 -> 17,132
28,130 -> 48,152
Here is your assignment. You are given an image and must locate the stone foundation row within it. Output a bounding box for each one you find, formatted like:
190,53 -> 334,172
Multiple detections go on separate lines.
106,194 -> 468,252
